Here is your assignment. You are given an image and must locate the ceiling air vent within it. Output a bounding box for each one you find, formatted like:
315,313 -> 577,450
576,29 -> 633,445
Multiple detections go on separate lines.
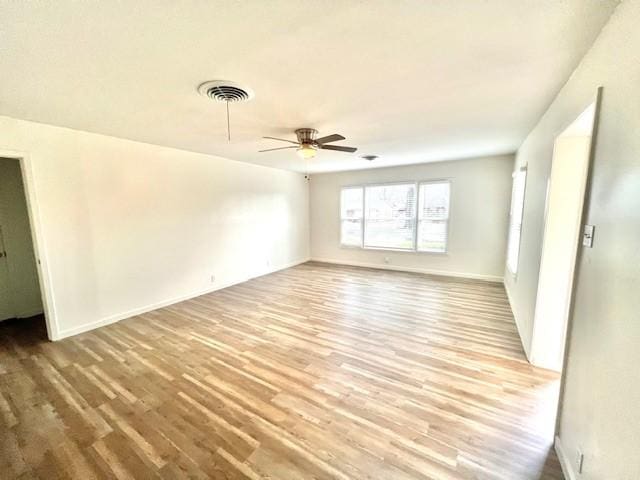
198,80 -> 254,102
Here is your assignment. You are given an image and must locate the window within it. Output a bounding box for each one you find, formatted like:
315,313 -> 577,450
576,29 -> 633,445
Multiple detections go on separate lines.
340,181 -> 451,253
340,187 -> 363,247
417,181 -> 450,252
364,183 -> 416,250
507,169 -> 527,274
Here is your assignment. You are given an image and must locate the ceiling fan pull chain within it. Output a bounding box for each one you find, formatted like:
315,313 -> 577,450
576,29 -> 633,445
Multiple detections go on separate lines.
226,100 -> 231,142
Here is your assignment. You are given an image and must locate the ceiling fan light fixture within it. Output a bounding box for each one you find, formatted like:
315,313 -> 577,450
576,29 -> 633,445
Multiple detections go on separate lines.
260,129 -> 356,158
296,144 -> 317,159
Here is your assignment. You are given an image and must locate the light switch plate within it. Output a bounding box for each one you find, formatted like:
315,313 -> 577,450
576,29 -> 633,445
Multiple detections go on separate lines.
583,225 -> 595,248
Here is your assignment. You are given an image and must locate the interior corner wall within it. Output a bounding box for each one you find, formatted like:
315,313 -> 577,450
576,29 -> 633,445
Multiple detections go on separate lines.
0,115 -> 310,340
0,158 -> 43,318
309,154 -> 514,281
502,1 -> 640,478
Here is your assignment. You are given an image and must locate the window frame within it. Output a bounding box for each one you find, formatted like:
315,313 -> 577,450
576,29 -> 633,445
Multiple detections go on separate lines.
506,167 -> 527,276
339,179 -> 451,255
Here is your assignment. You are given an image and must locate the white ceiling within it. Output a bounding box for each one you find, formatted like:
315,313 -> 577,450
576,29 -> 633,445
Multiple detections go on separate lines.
0,1 -> 618,173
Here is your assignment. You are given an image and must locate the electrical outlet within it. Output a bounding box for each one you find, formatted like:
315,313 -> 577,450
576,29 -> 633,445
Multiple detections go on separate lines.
576,448 -> 584,474
210,275 -> 216,283
384,256 -> 391,264
266,259 -> 271,268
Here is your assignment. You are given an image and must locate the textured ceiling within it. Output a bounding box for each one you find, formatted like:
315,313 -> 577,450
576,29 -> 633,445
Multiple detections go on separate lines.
0,1 -> 618,172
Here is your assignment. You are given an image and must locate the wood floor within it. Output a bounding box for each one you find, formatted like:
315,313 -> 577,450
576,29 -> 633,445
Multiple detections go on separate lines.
0,262 -> 563,480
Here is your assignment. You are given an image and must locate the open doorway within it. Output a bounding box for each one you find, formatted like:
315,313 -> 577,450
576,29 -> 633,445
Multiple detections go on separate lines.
530,95 -> 600,372
0,157 -> 46,336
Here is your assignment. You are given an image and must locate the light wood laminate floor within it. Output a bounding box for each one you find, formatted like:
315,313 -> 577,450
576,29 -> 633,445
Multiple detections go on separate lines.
0,262 -> 563,479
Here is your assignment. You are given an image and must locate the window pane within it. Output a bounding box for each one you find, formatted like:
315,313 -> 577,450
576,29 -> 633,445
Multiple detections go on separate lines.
418,220 -> 448,252
341,187 -> 363,219
340,187 -> 363,247
341,219 -> 362,246
507,171 -> 526,273
364,184 -> 416,250
507,227 -> 521,273
417,182 -> 450,252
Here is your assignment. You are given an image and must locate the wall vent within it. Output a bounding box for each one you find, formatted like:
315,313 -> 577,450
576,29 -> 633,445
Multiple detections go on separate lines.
198,80 -> 254,102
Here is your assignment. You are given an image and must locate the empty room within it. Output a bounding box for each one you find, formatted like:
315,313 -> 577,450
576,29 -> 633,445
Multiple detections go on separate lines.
0,1 -> 637,479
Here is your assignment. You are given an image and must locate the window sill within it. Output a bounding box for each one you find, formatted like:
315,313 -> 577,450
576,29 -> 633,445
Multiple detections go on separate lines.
340,244 -> 448,255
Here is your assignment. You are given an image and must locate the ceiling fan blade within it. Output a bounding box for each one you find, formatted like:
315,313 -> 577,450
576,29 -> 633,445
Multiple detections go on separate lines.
259,146 -> 298,152
319,144 -> 358,153
315,134 -> 346,145
262,136 -> 299,145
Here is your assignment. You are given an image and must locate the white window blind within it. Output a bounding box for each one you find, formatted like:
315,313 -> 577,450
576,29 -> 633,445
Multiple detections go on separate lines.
340,187 -> 364,247
507,170 -> 527,274
417,181 -> 450,252
364,183 -> 416,250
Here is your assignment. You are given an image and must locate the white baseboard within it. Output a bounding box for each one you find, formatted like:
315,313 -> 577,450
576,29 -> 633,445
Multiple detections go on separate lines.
309,257 -> 503,283
0,308 -> 44,322
53,257 -> 310,340
16,308 -> 45,319
555,435 -> 577,480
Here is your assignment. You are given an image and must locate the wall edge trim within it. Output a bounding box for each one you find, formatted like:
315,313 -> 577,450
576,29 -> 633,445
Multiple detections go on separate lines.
503,279 -> 532,361
15,309 -> 45,319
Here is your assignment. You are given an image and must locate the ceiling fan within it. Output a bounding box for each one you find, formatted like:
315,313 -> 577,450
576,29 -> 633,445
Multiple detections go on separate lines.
259,128 -> 357,159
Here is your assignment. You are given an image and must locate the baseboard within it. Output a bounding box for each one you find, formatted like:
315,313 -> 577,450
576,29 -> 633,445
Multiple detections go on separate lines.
0,309 -> 44,322
16,308 -> 45,319
53,257 -> 310,340
503,280 -> 532,362
309,257 -> 503,283
555,435 -> 577,480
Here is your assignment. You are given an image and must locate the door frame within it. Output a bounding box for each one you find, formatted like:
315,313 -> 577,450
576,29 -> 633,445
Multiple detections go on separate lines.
530,102 -> 598,371
0,149 -> 58,340
0,225 -> 13,320
551,87 -> 603,434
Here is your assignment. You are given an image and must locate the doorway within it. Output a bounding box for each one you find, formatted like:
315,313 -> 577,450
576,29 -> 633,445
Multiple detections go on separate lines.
0,158 -> 44,327
530,99 -> 599,372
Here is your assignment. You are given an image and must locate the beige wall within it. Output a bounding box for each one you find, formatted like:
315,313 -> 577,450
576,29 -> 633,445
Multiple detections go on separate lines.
0,116 -> 310,340
504,1 -> 639,478
0,158 -> 43,319
310,155 -> 513,281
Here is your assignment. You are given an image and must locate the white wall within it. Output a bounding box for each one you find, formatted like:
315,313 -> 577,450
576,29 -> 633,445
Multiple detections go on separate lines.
0,158 -> 43,319
309,155 -> 513,281
503,1 -> 640,478
0,115 -> 310,340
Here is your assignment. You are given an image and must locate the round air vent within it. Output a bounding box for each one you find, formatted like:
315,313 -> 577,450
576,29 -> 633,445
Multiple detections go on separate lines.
198,80 -> 254,102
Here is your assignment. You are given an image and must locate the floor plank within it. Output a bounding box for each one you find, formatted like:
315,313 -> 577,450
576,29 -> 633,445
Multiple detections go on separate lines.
0,261 -> 563,479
